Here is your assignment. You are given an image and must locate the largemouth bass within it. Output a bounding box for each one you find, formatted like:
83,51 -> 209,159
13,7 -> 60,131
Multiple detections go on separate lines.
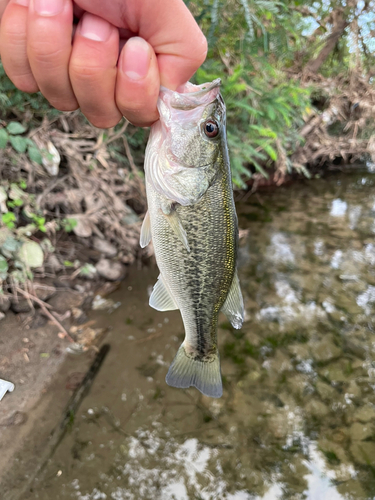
140,79 -> 244,398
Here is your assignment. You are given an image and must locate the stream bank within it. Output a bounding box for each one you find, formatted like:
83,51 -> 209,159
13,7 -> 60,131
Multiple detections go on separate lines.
2,167 -> 375,499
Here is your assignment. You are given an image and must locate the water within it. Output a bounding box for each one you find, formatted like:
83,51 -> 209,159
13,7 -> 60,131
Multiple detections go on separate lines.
28,171 -> 375,500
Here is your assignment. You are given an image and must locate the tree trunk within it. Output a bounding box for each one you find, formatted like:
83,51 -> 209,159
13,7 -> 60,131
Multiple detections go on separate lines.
305,10 -> 348,73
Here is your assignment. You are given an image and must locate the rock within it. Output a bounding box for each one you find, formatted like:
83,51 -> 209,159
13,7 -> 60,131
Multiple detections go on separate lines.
33,282 -> 56,302
288,343 -> 310,361
316,380 -> 336,401
349,422 -> 374,441
304,399 -> 329,418
47,290 -> 83,313
92,237 -> 117,258
45,254 -> 63,272
267,349 -> 292,373
350,442 -> 375,466
17,241 -> 44,268
319,361 -> 349,382
346,380 -> 362,400
95,259 -> 126,281
92,295 -> 119,311
0,411 -> 28,427
353,404 -> 375,423
0,295 -> 11,313
0,312 -> 5,321
68,325 -> 109,350
343,339 -> 367,359
94,281 -> 121,298
29,313 -> 47,329
78,263 -> 97,280
65,372 -> 85,391
287,374 -> 309,398
310,338 -> 341,363
73,218 -> 92,238
122,208 -> 140,225
268,410 -> 290,439
318,438 -> 348,463
11,298 -> 32,313
71,307 -> 88,324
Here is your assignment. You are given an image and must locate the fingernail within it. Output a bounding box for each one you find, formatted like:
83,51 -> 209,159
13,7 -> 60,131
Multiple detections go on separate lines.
14,0 -> 29,7
120,37 -> 151,81
33,0 -> 63,16
80,13 -> 111,42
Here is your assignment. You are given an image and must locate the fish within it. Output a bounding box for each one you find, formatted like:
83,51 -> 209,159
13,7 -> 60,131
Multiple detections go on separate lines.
140,79 -> 244,398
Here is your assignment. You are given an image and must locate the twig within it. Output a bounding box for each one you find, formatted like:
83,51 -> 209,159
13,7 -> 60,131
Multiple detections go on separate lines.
105,120 -> 129,146
135,331 -> 164,344
122,134 -> 146,197
15,287 -> 74,343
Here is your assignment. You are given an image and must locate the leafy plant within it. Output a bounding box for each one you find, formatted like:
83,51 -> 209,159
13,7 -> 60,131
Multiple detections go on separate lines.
0,121 -> 43,164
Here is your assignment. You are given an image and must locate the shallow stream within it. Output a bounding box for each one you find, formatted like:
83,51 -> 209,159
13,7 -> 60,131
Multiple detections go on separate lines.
29,170 -> 375,499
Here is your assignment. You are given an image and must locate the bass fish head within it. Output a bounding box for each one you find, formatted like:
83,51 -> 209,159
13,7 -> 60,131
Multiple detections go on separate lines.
145,79 -> 229,206
158,78 -> 226,170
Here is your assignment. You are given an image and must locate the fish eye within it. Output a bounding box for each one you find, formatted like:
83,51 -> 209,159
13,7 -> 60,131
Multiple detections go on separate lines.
203,119 -> 219,139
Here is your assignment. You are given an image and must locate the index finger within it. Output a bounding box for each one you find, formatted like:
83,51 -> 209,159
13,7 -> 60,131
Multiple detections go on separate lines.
74,0 -> 207,90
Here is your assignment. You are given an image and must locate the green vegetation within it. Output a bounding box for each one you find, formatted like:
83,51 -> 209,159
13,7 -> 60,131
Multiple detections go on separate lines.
189,0 -> 375,185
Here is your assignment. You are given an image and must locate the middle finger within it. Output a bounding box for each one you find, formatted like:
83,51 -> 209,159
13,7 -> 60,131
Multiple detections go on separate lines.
27,0 -> 78,110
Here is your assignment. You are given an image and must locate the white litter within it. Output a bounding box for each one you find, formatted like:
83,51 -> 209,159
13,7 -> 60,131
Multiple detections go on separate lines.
0,379 -> 15,401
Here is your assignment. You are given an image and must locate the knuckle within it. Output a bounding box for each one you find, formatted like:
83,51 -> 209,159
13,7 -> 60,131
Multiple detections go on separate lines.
69,62 -> 104,81
28,42 -> 66,68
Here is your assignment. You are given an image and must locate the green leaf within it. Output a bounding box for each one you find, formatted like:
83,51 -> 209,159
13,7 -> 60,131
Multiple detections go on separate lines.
263,143 -> 278,161
9,135 -> 27,153
0,128 -> 9,149
266,105 -> 276,121
0,255 -> 8,280
28,146 -> 43,165
6,121 -> 27,135
1,213 -> 16,230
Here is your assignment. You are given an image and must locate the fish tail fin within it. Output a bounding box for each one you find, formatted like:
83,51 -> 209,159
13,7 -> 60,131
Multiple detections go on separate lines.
165,344 -> 223,398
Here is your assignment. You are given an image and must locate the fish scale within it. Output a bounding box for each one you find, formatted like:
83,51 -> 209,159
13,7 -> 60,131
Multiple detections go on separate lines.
140,79 -> 244,398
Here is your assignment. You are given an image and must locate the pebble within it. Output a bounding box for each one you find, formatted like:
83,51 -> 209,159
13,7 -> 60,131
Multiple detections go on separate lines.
95,259 -> 126,281
310,338 -> 341,363
0,295 -> 10,313
92,237 -> 118,258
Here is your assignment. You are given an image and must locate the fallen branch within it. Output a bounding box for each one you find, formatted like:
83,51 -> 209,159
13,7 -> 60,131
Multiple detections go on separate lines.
15,287 -> 74,343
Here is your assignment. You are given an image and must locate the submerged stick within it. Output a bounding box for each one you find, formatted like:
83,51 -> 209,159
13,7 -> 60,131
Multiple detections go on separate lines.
6,344 -> 111,500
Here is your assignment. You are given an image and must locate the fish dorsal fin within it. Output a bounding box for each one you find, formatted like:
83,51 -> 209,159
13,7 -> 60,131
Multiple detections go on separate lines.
149,275 -> 179,311
221,272 -> 244,329
140,211 -> 152,248
163,211 -> 190,253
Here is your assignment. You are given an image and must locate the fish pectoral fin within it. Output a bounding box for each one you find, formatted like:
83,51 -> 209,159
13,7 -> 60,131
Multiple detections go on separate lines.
140,210 -> 152,248
163,210 -> 190,253
221,271 -> 245,329
149,275 -> 179,311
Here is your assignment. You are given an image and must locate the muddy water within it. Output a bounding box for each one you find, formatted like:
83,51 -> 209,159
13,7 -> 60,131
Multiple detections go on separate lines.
29,171 -> 375,500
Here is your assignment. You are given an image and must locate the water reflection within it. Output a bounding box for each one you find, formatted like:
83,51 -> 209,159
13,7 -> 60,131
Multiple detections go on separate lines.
29,172 -> 375,500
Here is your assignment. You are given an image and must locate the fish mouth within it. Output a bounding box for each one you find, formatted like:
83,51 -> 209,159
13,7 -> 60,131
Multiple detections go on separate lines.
160,79 -> 222,110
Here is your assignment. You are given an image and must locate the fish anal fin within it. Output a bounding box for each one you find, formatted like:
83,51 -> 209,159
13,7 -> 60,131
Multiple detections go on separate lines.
163,210 -> 190,253
149,275 -> 178,311
140,211 -> 152,248
221,272 -> 244,329
166,344 -> 222,398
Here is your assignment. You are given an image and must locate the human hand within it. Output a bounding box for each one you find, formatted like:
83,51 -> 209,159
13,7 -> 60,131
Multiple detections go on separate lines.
0,0 -> 207,127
